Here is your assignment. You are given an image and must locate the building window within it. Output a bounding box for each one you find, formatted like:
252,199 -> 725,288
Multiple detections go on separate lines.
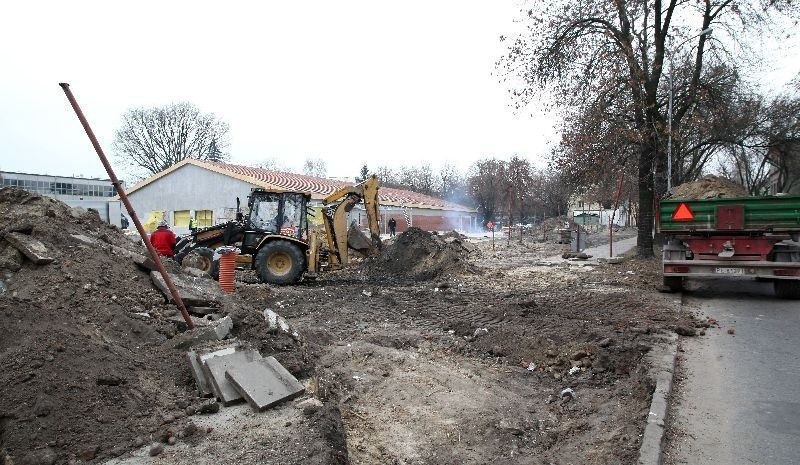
196,210 -> 213,227
174,210 -> 191,228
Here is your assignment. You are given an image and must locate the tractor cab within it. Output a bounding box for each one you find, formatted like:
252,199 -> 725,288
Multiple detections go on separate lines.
239,190 -> 311,255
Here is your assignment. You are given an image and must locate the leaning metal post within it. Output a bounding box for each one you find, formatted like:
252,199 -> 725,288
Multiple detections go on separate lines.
58,83 -> 195,330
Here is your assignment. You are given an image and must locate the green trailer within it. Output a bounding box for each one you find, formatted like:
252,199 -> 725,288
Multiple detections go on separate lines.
657,194 -> 800,298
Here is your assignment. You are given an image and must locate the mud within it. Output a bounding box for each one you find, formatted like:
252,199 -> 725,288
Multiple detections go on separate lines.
1,187 -> 693,464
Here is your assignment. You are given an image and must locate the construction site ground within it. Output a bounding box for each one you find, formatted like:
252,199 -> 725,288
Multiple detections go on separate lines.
0,188 -> 696,465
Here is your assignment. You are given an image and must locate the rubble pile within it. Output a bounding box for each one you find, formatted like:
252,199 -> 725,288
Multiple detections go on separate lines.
364,227 -> 478,280
668,175 -> 748,199
0,187 -> 302,463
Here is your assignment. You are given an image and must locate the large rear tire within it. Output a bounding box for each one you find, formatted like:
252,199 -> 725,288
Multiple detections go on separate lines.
774,280 -> 800,299
180,247 -> 219,280
663,276 -> 684,292
255,240 -> 306,285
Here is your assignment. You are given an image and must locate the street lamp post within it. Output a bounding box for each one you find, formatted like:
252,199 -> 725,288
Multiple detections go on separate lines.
667,27 -> 712,192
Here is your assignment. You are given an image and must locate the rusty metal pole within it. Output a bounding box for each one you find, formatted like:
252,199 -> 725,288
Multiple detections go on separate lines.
58,83 -> 195,330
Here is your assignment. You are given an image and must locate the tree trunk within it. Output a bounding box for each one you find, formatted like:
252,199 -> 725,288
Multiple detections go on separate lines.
636,144 -> 655,258
653,145 -> 667,246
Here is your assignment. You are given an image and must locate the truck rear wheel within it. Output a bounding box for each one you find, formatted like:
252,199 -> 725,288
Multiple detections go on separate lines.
663,276 -> 684,292
774,280 -> 800,299
255,240 -> 306,285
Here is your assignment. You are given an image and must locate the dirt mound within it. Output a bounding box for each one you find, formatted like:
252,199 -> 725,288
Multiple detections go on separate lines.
363,228 -> 477,280
0,187 -> 309,463
668,175 -> 748,199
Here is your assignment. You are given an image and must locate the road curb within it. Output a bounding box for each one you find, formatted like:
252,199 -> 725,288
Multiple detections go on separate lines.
637,331 -> 678,465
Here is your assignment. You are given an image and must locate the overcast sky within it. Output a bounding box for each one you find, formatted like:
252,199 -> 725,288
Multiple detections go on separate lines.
1,1 -> 797,183
0,0 -> 557,182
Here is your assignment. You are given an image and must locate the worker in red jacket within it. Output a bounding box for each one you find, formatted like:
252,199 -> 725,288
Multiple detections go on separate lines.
150,220 -> 177,257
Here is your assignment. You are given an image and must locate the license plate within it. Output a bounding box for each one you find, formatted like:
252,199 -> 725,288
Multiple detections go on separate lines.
714,267 -> 743,275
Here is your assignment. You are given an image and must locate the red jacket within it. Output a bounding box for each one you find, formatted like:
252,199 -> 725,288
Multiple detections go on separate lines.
150,227 -> 177,256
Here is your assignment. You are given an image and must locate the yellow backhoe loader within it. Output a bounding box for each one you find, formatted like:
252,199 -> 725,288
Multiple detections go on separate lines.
174,176 -> 381,284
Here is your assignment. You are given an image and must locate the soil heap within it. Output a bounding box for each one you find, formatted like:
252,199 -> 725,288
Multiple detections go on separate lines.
362,227 -> 477,281
668,175 -> 748,199
0,187 -> 302,463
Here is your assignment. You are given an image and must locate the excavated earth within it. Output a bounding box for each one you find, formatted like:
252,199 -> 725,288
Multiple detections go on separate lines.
0,187 -> 695,465
666,175 -> 748,199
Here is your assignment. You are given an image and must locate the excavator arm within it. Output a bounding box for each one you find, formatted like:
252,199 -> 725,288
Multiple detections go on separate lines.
320,175 -> 381,268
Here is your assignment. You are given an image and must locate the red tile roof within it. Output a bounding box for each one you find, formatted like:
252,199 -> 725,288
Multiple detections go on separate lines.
124,159 -> 474,212
210,162 -> 474,212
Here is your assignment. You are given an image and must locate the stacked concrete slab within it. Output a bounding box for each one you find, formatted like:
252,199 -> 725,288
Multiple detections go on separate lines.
226,357 -> 305,411
187,345 -> 304,411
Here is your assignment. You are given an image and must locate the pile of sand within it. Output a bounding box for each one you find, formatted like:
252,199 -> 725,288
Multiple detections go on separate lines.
667,175 -> 748,199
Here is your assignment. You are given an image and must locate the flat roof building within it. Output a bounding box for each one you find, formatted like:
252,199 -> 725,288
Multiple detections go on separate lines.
0,170 -> 125,227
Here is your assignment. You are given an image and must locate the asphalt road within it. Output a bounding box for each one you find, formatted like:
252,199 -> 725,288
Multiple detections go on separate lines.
664,278 -> 800,464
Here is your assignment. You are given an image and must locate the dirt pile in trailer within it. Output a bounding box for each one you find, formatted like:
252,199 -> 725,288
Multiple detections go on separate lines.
362,227 -> 478,281
667,175 -> 748,199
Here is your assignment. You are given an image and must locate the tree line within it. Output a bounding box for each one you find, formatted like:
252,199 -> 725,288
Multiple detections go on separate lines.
357,157 -> 574,227
499,0 -> 800,256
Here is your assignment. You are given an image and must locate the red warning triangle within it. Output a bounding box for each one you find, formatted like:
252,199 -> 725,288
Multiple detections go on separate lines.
672,203 -> 695,221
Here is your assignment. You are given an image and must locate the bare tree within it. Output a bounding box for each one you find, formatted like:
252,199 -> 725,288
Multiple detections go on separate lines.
506,155 -> 535,225
762,90 -> 800,193
438,163 -> 469,204
500,0 -> 798,256
374,165 -> 400,188
302,157 -> 328,177
468,158 -> 508,226
113,102 -> 230,177
538,169 -> 574,218
715,86 -> 800,194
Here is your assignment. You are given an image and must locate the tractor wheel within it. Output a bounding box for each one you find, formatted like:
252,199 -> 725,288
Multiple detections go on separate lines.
774,280 -> 800,299
255,240 -> 306,285
663,276 -> 684,292
181,247 -> 219,280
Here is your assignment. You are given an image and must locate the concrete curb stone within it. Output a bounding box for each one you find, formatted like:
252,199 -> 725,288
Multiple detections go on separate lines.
637,331 -> 679,465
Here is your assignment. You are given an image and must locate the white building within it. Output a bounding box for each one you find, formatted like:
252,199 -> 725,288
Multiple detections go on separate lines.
0,170 -> 125,226
122,159 -> 477,235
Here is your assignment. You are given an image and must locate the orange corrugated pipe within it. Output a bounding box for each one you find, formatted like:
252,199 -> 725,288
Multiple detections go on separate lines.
218,248 -> 237,293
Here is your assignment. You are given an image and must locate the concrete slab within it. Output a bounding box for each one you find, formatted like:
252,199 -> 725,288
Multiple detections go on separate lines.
186,346 -> 239,396
202,350 -> 263,405
187,351 -> 213,396
150,270 -> 226,307
170,315 -> 233,349
4,232 -> 54,264
131,253 -> 156,271
225,357 -> 305,412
